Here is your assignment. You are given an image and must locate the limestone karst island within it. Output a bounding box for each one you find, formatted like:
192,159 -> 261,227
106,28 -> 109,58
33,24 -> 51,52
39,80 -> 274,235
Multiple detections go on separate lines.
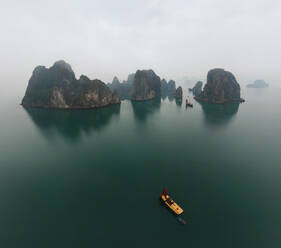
21,60 -> 120,109
22,61 -> 245,109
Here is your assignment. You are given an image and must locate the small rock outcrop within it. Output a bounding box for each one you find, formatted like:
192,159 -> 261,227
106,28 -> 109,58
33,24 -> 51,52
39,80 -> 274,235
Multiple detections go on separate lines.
175,86 -> 183,100
247,80 -> 269,88
189,81 -> 203,96
131,70 -> 161,101
22,60 -> 120,109
195,68 -> 244,104
162,79 -> 176,95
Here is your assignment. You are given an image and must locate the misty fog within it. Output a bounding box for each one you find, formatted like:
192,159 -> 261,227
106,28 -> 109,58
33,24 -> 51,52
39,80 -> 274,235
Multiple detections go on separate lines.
1,0 -> 280,95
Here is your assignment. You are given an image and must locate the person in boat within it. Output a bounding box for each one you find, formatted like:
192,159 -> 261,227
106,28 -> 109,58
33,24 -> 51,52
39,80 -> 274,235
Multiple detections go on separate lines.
166,198 -> 173,205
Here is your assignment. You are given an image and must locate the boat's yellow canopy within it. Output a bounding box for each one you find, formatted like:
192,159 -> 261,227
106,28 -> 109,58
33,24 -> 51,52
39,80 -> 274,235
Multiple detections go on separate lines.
161,194 -> 183,215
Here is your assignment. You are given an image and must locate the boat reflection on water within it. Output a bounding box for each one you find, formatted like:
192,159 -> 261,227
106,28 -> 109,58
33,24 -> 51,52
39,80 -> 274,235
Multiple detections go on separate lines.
23,105 -> 120,142
196,100 -> 240,127
131,98 -> 161,122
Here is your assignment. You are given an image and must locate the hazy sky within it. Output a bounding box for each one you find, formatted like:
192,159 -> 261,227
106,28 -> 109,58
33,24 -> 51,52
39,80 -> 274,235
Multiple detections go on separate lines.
1,0 -> 281,87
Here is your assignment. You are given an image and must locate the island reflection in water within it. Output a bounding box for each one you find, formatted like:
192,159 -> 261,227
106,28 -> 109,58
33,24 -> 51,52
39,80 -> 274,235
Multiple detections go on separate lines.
24,105 -> 120,141
131,98 -> 161,122
161,93 -> 175,102
197,101 -> 240,127
176,99 -> 182,107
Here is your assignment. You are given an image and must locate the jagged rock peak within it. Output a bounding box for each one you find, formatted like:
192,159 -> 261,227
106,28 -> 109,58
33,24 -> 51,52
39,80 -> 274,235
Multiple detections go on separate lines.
32,65 -> 47,75
53,60 -> 74,73
112,76 -> 120,85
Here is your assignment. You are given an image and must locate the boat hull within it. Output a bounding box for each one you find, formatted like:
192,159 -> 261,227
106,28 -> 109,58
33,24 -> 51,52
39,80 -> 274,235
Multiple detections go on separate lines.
160,194 -> 183,215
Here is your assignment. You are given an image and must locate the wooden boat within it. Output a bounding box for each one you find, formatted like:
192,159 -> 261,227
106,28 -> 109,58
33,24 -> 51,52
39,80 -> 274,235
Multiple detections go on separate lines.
186,99 -> 193,107
160,188 -> 184,215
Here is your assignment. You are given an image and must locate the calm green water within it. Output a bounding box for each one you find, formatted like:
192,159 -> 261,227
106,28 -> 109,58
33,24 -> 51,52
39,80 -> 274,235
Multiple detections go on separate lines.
1,87 -> 281,248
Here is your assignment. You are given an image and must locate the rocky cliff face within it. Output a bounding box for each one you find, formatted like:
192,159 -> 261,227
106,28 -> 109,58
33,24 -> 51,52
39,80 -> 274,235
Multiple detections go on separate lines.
22,60 -> 120,109
189,81 -> 203,96
195,69 -> 244,103
131,70 -> 161,101
175,86 -> 183,99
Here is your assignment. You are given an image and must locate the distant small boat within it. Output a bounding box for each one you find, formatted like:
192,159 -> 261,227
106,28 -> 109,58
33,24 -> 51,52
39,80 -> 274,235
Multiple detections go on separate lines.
176,216 -> 187,225
186,99 -> 193,107
160,188 -> 184,215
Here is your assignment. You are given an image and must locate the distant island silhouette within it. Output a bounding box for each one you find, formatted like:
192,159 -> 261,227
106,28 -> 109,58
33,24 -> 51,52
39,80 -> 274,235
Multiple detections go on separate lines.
247,80 -> 269,88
